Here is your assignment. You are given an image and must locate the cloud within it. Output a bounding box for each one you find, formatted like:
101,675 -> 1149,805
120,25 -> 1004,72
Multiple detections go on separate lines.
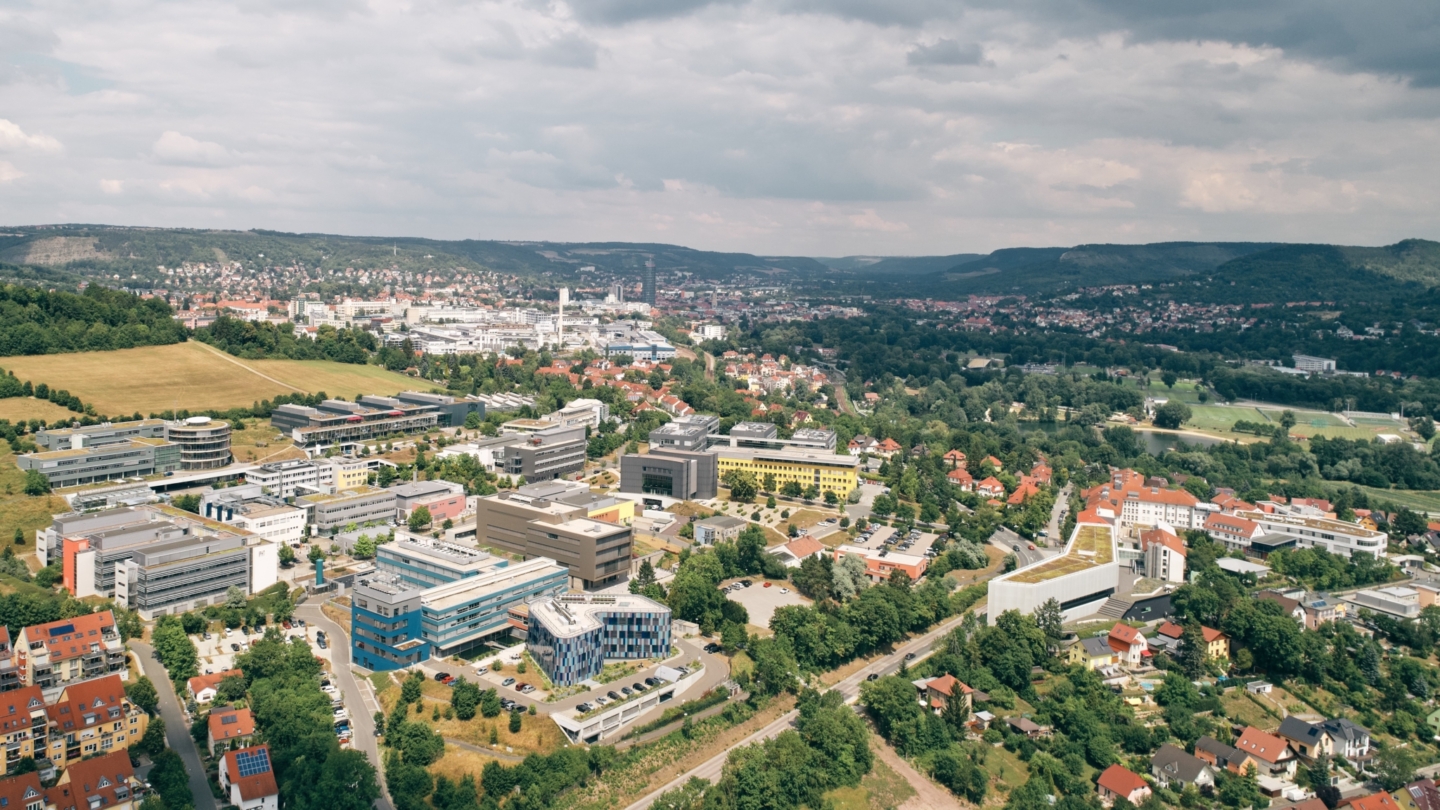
907,39 -> 988,66
0,120 -> 62,153
0,161 -> 21,184
151,132 -> 233,166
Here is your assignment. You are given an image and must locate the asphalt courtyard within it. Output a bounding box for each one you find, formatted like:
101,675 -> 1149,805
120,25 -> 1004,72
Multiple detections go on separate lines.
722,581 -> 810,628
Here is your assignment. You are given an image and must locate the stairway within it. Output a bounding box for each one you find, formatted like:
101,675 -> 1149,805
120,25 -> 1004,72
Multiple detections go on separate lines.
1095,597 -> 1133,619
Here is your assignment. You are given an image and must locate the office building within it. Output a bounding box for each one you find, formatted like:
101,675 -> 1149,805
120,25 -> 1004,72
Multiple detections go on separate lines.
728,421 -> 777,446
600,327 -> 674,361
475,482 -> 635,589
495,424 -> 586,482
395,391 -> 484,427
1233,510 -> 1388,558
351,549 -> 568,670
244,459 -> 324,498
648,416 -> 717,451
693,515 -> 746,545
32,420 -> 168,452
620,446 -> 718,501
641,262 -> 656,306
548,398 -> 609,430
989,515 -> 1119,617
714,445 -> 858,498
16,439 -> 180,489
526,593 -> 671,686
200,491 -> 306,545
389,480 -> 467,524
163,417 -> 233,470
15,612 -> 127,696
270,396 -> 439,449
297,486 -> 395,532
722,422 -> 836,452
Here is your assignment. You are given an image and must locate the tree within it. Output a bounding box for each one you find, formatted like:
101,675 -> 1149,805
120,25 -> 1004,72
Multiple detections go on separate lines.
451,677 -> 481,720
180,612 -> 205,634
151,617 -> 198,683
766,495 -> 777,509
22,470 -> 49,496
480,688 -> 502,718
1374,746 -> 1418,791
226,585 -> 247,608
401,670 -> 424,705
278,543 -> 296,567
137,715 -> 167,756
782,480 -> 803,498
824,489 -> 839,506
1162,370 -> 1178,388
1153,401 -> 1193,430
1179,622 -> 1208,679
126,677 -> 159,714
464,411 -> 483,429
763,473 -> 777,493
408,505 -> 433,532
149,750 -> 193,810
12,528 -> 21,546
508,709 -> 522,733
352,534 -> 376,559
723,469 -> 758,503
1032,598 -> 1063,646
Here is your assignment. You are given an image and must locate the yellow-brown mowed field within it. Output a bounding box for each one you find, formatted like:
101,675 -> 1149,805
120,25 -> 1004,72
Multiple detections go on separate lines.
0,397 -> 79,424
0,342 -> 419,415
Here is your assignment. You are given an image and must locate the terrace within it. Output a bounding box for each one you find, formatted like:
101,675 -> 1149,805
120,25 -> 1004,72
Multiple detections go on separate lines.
1008,524 -> 1114,584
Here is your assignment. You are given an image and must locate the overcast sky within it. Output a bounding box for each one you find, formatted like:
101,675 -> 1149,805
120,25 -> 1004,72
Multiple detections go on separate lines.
2,0 -> 1439,256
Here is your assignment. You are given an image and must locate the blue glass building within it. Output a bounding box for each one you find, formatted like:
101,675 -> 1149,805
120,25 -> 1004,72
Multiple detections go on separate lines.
526,594 -> 672,686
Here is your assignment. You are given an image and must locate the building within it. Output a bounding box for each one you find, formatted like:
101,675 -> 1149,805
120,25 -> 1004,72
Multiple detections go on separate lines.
641,263 -> 656,306
395,391 -> 485,427
989,514 -> 1119,617
1067,636 -> 1120,670
244,459 -> 326,499
0,772 -> 43,810
163,417 -> 232,470
495,424 -> 586,482
1151,744 -> 1217,790
620,447 -> 718,501
1107,623 -> 1148,667
1234,726 -> 1298,777
692,515 -> 747,545
1346,586 -> 1421,620
1195,736 -> 1242,773
42,675 -> 149,770
15,612 -> 126,695
389,480 -> 467,524
1205,513 -> 1266,551
1318,718 -> 1371,761
270,396 -> 440,450
0,686 -> 47,774
208,707 -> 256,754
0,628 -> 20,694
917,674 -> 973,714
549,398 -> 609,430
113,531 -> 259,620
16,438 -> 180,489
187,669 -> 242,704
1278,716 -> 1333,760
1348,793 -> 1401,810
1139,527 -> 1187,582
832,545 -> 928,583
1293,355 -> 1337,373
1397,780 -> 1440,810
1235,510 -> 1388,559
351,548 -> 568,670
44,750 -> 141,810
218,745 -> 279,810
601,328 -> 673,361
297,487 -> 395,532
770,536 -> 826,568
526,593 -> 672,686
714,446 -> 858,498
1097,765 -> 1151,807
201,491 -> 307,545
475,483 -> 635,589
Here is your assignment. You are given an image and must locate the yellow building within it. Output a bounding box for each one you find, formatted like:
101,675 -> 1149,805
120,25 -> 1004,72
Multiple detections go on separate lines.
1202,627 -> 1230,662
715,447 -> 858,497
587,496 -> 636,525
43,675 -> 149,769
324,456 -> 371,491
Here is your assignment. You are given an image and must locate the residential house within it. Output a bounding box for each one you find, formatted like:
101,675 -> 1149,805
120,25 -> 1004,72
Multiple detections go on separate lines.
1195,736 -> 1243,773
1069,636 -> 1119,670
0,772 -> 44,810
1277,717 -> 1333,761
1346,792 -> 1400,810
1396,779 -> 1440,810
1008,479 -> 1042,506
1030,463 -> 1053,485
1097,764 -> 1152,808
1428,708 -> 1440,739
208,707 -> 257,754
187,669 -> 243,705
0,686 -> 45,777
1300,596 -> 1344,630
43,750 -> 139,810
1107,623 -> 1148,668
985,455 -> 1004,472
921,674 -> 973,715
946,468 -> 975,491
219,745 -> 280,810
1234,726 -> 1298,778
942,450 -> 967,468
875,438 -> 901,457
771,536 -> 826,569
42,675 -> 148,771
1318,718 -> 1371,761
1150,744 -> 1217,790
847,436 -> 877,456
976,477 -> 1005,498
1006,716 -> 1043,738
1258,591 -> 1307,624
15,612 -> 126,695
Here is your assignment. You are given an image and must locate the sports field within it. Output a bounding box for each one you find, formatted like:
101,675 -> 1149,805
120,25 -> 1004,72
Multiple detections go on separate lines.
0,342 -> 418,415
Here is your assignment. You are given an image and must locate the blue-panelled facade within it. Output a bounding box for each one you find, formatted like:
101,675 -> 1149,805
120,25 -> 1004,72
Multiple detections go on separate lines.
351,541 -> 570,671
527,595 -> 672,686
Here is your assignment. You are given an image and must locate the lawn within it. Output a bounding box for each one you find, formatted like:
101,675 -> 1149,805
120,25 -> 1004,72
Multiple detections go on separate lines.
980,742 -> 1031,794
0,397 -> 81,424
0,342 -> 418,415
0,444 -> 64,569
825,755 -> 917,810
228,417 -> 308,464
1357,486 -> 1440,514
1220,689 -> 1283,729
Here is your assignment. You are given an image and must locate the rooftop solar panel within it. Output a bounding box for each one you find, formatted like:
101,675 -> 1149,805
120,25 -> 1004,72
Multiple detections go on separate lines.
48,624 -> 75,637
235,748 -> 271,778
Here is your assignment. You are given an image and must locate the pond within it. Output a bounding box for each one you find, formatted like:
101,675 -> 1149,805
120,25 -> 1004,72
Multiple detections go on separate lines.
1135,429 -> 1227,456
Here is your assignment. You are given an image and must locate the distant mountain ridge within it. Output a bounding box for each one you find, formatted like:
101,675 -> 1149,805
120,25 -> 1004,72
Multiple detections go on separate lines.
813,253 -> 983,274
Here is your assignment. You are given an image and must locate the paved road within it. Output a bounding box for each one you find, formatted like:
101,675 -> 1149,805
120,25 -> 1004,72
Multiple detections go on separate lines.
988,485 -> 1071,568
625,606 -> 978,810
131,641 -> 218,810
297,603 -> 393,810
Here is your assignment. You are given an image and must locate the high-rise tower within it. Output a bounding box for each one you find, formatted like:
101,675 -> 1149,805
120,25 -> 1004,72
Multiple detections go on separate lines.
641,260 -> 656,306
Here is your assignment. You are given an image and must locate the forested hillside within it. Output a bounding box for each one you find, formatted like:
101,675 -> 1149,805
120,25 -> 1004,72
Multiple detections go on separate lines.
0,283 -> 187,356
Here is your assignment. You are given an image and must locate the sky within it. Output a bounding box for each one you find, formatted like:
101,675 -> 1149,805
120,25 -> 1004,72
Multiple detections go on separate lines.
2,0 -> 1439,257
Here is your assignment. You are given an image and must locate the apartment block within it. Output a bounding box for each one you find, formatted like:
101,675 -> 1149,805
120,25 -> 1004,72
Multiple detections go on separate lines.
526,593 -> 672,686
16,612 -> 126,697
475,482 -> 635,589
40,675 -> 149,772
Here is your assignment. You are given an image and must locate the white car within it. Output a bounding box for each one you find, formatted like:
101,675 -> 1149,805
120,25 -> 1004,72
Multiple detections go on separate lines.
780,588 -> 790,594
333,709 -> 349,721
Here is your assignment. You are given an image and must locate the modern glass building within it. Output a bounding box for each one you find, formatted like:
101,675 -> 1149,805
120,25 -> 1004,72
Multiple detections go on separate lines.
526,594 -> 671,686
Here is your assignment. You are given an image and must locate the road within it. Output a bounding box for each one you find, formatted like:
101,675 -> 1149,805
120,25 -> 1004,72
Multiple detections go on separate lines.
625,606 -> 978,810
988,483 -> 1071,568
297,603 -> 394,810
703,350 -> 716,381
131,641 -> 218,810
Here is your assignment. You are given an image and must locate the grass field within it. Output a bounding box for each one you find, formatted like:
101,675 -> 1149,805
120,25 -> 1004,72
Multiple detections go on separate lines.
0,342 -> 419,415
0,398 -> 81,424
0,443 -> 63,568
826,755 -> 916,810
1357,486 -> 1440,514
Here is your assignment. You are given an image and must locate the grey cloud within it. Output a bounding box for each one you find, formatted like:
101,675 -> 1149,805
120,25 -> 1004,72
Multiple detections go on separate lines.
907,39 -> 987,66
567,0 -> 742,25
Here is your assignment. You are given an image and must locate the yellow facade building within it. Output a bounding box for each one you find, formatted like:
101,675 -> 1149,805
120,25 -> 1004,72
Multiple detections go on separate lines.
715,447 -> 858,497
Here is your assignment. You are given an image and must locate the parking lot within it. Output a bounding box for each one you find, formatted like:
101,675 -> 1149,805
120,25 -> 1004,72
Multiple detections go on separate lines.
850,525 -> 939,557
191,621 -> 333,675
723,579 -> 811,629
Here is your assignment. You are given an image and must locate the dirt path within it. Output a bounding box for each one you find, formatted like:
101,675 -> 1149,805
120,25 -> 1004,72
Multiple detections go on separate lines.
444,737 -> 524,762
191,340 -> 306,393
870,736 -> 963,810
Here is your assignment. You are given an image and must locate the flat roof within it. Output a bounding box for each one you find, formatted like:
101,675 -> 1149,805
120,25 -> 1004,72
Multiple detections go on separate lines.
298,485 -> 388,504
527,592 -> 669,638
1237,509 -> 1386,539
1007,523 -> 1114,584
422,557 -> 569,611
1217,557 -> 1271,574
716,446 -> 858,468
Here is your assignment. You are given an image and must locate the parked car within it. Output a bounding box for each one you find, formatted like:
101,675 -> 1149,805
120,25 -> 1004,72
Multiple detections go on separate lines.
433,672 -> 450,682
632,682 -> 646,692
501,678 -> 516,687
595,697 -> 609,707
317,638 -> 328,650
514,682 -> 527,691
866,673 -> 879,681
607,691 -> 621,701
703,643 -> 721,654
903,652 -> 916,660
763,581 -> 772,588
520,684 -> 535,694
740,580 -> 753,587
621,687 -> 633,696
645,677 -> 659,686
230,643 -> 241,652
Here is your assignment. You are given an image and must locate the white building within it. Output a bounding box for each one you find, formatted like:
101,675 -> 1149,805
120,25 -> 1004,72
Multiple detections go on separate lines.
988,514 -> 1120,618
549,398 -> 610,430
219,745 -> 279,810
1292,354 -> 1337,373
1121,487 -> 1208,530
695,324 -> 726,340
1234,510 -> 1388,558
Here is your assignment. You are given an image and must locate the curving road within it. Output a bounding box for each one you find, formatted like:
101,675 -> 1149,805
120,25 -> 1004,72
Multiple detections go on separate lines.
624,606 -> 980,810
131,641 -> 218,810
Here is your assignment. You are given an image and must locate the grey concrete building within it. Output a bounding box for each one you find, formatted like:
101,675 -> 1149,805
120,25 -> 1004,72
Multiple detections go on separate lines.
395,391 -> 485,427
693,515 -> 747,545
475,482 -> 634,589
115,534 -> 252,619
619,447 -> 717,500
17,438 -> 180,488
164,416 -> 232,469
298,486 -> 396,531
33,420 -> 167,451
496,424 -> 586,482
728,421 -> 778,446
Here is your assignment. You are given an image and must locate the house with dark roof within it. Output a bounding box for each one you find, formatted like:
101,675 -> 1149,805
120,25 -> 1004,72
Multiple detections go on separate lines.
1277,716 -> 1334,760
1097,764 -> 1151,807
1318,718 -> 1371,761
1195,736 -> 1242,773
1397,779 -> 1440,810
1150,744 -> 1216,790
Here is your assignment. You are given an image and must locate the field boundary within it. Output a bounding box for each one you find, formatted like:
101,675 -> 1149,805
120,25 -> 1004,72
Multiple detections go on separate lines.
191,341 -> 305,393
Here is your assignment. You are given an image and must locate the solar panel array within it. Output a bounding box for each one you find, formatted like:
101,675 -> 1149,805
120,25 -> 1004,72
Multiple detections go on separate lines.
235,748 -> 271,777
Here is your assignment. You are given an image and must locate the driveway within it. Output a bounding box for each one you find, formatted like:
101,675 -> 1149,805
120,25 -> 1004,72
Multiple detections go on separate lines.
297,602 -> 393,810
131,641 -> 217,810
